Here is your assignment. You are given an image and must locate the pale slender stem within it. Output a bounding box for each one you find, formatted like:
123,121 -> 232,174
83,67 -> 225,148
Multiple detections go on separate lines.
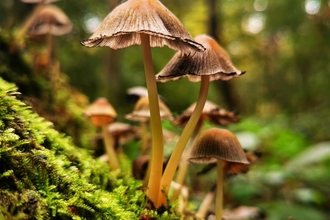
158,76 -> 210,207
196,185 -> 216,219
102,125 -> 120,170
140,121 -> 149,155
140,33 -> 164,207
216,160 -> 224,220
171,122 -> 202,201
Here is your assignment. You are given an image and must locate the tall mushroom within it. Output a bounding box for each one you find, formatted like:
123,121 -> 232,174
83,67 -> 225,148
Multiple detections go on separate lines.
188,128 -> 249,220
156,34 -> 244,206
84,97 -> 120,171
171,100 -> 239,201
81,0 -> 204,205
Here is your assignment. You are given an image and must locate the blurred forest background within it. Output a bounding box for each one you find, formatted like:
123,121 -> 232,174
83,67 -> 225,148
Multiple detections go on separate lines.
1,0 -> 330,219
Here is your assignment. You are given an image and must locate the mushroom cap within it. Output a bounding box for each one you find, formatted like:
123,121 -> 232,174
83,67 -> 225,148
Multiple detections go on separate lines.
21,0 -> 59,3
173,100 -> 239,127
81,0 -> 204,52
127,86 -> 149,98
188,128 -> 249,164
156,34 -> 245,83
197,150 -> 261,176
84,98 -> 117,126
107,122 -> 139,144
125,96 -> 173,122
27,5 -> 72,36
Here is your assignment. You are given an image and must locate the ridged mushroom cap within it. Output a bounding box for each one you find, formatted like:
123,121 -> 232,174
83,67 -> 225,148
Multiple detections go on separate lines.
156,34 -> 245,83
27,5 -> 72,36
188,128 -> 249,164
81,0 -> 204,52
125,96 -> 173,122
173,100 -> 239,126
84,98 -> 117,126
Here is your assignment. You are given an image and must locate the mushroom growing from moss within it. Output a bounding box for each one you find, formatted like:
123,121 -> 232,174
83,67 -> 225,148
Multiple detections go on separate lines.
84,97 -> 120,171
157,34 -> 244,206
188,128 -> 249,220
81,0 -> 204,205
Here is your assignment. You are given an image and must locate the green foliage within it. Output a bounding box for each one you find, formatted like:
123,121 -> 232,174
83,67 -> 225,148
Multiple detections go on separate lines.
0,78 -> 179,219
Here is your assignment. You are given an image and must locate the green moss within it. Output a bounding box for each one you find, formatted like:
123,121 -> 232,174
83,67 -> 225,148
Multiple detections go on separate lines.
0,78 -> 180,219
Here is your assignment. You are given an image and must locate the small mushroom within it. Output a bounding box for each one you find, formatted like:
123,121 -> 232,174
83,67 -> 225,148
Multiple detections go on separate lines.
25,4 -> 72,72
188,128 -> 249,220
84,98 -> 120,171
84,97 -> 117,127
125,96 -> 173,155
173,100 -> 239,127
81,0 -> 204,204
27,5 -> 72,37
12,0 -> 62,51
158,34 -> 244,206
125,96 -> 173,123
107,122 -> 139,149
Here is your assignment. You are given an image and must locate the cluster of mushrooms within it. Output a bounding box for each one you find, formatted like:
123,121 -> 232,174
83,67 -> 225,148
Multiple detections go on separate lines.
82,0 -> 259,219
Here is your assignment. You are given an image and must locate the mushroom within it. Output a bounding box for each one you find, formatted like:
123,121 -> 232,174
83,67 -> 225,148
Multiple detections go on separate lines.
157,34 -> 244,206
81,0 -> 204,205
171,100 -> 239,201
25,4 -> 72,72
125,96 -> 173,155
14,0 -> 59,42
173,100 -> 239,127
188,128 -> 249,220
27,5 -> 72,37
107,122 -> 139,149
84,97 -> 120,170
126,86 -> 149,104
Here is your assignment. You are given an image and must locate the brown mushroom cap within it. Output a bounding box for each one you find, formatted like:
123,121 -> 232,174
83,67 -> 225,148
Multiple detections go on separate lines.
81,0 -> 204,52
107,122 -> 139,145
173,100 -> 239,127
84,98 -> 117,126
27,5 -> 72,36
188,128 -> 249,164
156,34 -> 245,83
125,96 -> 173,122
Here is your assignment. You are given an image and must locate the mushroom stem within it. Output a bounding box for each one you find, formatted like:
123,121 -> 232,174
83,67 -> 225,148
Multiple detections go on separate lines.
140,33 -> 164,206
140,121 -> 149,155
102,125 -> 120,170
216,160 -> 224,220
46,32 -> 53,71
158,76 -> 210,207
171,121 -> 202,201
